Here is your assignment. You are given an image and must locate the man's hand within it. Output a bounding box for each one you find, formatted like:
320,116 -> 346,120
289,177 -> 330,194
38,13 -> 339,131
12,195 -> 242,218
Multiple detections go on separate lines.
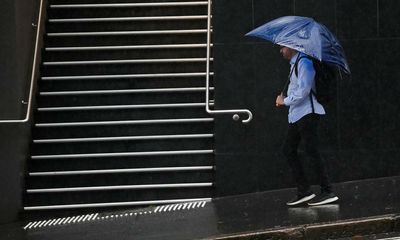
276,93 -> 285,107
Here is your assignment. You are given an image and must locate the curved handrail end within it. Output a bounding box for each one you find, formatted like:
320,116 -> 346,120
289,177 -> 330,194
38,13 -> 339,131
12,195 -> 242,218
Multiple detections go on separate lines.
232,110 -> 253,124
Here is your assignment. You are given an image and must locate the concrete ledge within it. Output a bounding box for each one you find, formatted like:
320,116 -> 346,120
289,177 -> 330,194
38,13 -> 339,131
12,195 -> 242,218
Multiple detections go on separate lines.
212,214 -> 400,240
394,215 -> 400,231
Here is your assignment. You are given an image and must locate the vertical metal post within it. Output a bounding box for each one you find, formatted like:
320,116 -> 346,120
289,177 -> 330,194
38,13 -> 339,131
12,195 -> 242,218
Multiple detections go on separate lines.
205,0 -> 253,124
0,0 -> 45,123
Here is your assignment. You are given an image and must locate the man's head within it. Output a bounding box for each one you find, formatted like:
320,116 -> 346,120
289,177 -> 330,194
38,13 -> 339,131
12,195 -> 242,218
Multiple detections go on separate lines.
279,46 -> 297,60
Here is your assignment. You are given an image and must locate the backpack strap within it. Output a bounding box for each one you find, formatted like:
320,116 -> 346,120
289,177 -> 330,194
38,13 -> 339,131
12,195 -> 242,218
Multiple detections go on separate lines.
294,55 -> 313,78
295,55 -> 316,113
309,92 -> 315,113
281,53 -> 301,94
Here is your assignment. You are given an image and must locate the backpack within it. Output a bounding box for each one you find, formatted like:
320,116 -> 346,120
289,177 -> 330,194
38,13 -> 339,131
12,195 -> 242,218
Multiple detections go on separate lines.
294,56 -> 338,106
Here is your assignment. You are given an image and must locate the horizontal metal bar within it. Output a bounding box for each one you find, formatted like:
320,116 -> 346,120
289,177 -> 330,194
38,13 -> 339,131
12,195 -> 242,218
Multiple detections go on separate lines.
42,72 -> 214,80
47,29 -> 209,37
40,87 -> 214,96
35,118 -> 214,127
38,102 -> 214,112
34,133 -> 213,143
49,15 -> 208,23
27,183 -> 213,193
43,58 -> 213,65
46,43 -> 213,51
24,198 -> 212,210
29,166 -> 214,176
34,133 -> 214,143
50,2 -> 208,8
31,150 -> 214,160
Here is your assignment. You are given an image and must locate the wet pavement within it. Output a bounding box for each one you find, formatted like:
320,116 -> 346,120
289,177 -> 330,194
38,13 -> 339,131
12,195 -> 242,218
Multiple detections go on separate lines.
1,176 -> 399,240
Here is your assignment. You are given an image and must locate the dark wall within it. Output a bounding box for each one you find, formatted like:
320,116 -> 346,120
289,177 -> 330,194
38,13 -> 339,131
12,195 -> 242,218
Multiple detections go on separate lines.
0,0 -> 36,119
0,0 -> 39,224
0,0 -> 18,118
213,0 -> 400,196
0,124 -> 30,223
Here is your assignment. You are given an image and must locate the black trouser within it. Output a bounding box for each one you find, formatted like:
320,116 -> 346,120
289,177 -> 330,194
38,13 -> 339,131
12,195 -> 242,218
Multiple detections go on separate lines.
283,113 -> 332,195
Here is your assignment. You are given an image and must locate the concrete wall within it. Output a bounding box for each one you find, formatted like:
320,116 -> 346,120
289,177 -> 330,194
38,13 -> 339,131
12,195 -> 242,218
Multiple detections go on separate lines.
213,0 -> 400,196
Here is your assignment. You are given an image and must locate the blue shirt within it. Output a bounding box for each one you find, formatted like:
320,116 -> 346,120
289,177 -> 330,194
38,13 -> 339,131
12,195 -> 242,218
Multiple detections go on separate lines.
283,52 -> 325,123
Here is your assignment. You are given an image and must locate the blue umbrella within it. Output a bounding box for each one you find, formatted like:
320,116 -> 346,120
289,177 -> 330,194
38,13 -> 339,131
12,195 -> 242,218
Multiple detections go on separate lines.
246,16 -> 350,74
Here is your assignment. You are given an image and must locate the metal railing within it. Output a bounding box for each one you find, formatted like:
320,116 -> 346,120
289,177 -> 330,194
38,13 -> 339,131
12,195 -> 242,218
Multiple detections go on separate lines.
35,118 -> 214,127
24,198 -> 212,210
0,0 -> 252,125
45,43 -> 213,51
29,166 -> 214,176
0,0 -> 45,124
205,0 -> 253,124
27,182 -> 213,193
49,15 -> 208,23
49,2 -> 208,9
31,149 -> 214,159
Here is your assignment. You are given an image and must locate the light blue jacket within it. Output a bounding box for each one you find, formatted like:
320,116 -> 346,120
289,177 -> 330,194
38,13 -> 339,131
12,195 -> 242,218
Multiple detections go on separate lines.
283,52 -> 325,123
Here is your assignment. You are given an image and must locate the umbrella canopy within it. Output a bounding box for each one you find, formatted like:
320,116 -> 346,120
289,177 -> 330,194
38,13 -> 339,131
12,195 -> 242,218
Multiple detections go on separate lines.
246,16 -> 350,74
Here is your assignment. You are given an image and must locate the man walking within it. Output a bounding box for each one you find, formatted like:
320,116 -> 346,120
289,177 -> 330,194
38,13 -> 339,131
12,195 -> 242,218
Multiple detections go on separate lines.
276,46 -> 338,206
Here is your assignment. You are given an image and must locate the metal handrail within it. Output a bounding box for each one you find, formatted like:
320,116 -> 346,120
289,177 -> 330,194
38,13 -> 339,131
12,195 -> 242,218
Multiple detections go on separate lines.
24,198 -> 211,210
50,2 -> 208,9
35,118 -> 214,127
29,166 -> 214,176
47,29 -> 208,37
38,102 -> 215,111
0,0 -> 45,123
205,0 -> 253,124
27,182 -> 213,193
31,149 -> 214,159
46,43 -> 213,51
49,15 -> 208,22
33,133 -> 214,143
42,72 -> 214,80
40,87 -> 214,96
